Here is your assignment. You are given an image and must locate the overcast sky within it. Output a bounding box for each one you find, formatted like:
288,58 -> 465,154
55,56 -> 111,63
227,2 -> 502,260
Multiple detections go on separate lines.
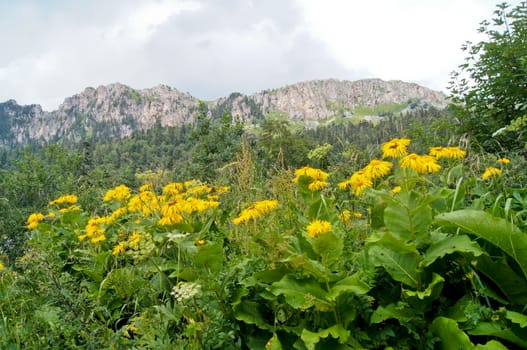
0,0 -> 519,111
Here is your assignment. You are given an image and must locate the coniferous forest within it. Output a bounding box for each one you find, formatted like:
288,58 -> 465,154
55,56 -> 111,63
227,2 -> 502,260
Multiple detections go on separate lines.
1,2 -> 527,349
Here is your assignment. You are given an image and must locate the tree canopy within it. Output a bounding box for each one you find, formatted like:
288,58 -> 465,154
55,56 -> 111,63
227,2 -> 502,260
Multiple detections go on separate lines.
449,2 -> 527,153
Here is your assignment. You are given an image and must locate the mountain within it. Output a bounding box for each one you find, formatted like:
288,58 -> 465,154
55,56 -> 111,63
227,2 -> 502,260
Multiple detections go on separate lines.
0,78 -> 447,147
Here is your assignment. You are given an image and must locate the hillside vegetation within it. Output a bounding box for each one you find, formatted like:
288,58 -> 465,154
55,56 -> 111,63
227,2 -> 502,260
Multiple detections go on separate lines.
0,2 -> 526,349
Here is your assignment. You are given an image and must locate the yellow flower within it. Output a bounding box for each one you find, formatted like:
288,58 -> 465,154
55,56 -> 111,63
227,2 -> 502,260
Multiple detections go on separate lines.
0,261 -> 4,270
27,212 -> 45,229
90,234 -> 106,244
306,220 -> 332,238
363,159 -> 393,179
293,166 -> 329,183
391,186 -> 402,194
497,158 -> 510,165
163,182 -> 184,197
400,154 -> 441,174
233,199 -> 278,225
308,180 -> 328,192
445,147 -> 466,159
339,210 -> 351,223
49,194 -> 78,206
197,239 -> 206,246
353,212 -> 363,219
482,167 -> 502,180
103,184 -> 131,202
129,232 -> 142,247
139,183 -> 154,192
112,242 -> 126,256
381,138 -> 411,159
349,170 -> 373,196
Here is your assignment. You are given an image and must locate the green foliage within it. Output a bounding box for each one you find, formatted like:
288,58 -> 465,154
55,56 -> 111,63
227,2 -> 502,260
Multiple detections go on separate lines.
449,2 -> 527,152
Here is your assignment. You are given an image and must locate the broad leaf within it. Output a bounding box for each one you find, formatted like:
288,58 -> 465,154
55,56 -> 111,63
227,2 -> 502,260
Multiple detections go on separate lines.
328,273 -> 371,301
476,255 -> 527,304
421,234 -> 485,267
233,300 -> 272,330
367,233 -> 421,288
506,311 -> 527,328
469,322 -> 527,348
475,340 -> 508,349
403,272 -> 444,301
270,275 -> 331,311
370,302 -> 416,324
430,317 -> 473,349
384,199 -> 432,241
436,209 -> 527,279
301,325 -> 351,350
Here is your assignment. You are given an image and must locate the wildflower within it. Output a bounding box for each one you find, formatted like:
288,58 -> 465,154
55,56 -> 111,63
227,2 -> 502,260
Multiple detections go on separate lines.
349,170 -> 373,196
308,180 -> 328,192
363,159 -> 393,179
197,239 -> 206,246
0,261 -> 4,270
482,167 -> 501,181
400,153 -> 441,174
47,211 -> 56,218
233,199 -> 278,225
293,166 -> 329,183
163,182 -> 184,197
27,213 -> 45,229
90,234 -> 106,244
49,194 -> 78,206
353,212 -> 363,219
139,183 -> 154,192
112,242 -> 126,255
497,158 -> 510,165
339,210 -> 352,223
129,232 -> 142,247
171,282 -> 201,302
391,186 -> 402,194
381,138 -> 411,159
445,147 -> 466,159
103,184 -> 131,202
306,220 -> 332,238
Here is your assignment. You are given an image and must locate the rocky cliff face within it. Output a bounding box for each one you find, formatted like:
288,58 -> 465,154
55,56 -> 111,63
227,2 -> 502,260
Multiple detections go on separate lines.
0,78 -> 448,146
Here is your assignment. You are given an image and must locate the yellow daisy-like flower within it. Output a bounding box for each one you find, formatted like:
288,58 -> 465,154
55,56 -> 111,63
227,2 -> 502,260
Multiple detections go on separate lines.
27,212 -> 45,230
353,212 -> 363,219
445,147 -> 466,159
381,138 -> 411,159
400,154 -> 441,174
197,239 -> 206,246
233,199 -> 278,225
90,234 -> 106,244
339,210 -> 352,223
306,220 -> 332,238
391,186 -> 402,194
129,232 -> 142,247
293,166 -> 329,183
139,183 -> 154,192
349,170 -> 373,196
363,159 -> 393,179
497,158 -> 510,165
308,180 -> 328,192
482,167 -> 502,181
49,194 -> 78,206
103,184 -> 131,202
112,242 -> 126,256
163,182 -> 184,197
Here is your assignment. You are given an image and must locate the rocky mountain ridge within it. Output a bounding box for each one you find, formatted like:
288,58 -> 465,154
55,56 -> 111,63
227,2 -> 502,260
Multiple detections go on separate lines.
0,78 -> 448,147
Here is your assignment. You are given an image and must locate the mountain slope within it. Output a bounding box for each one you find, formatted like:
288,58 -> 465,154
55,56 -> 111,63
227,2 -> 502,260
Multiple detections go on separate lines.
0,78 -> 448,147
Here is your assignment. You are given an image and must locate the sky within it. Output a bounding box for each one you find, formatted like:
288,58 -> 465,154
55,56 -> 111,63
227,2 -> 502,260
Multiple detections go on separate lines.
0,0 -> 520,111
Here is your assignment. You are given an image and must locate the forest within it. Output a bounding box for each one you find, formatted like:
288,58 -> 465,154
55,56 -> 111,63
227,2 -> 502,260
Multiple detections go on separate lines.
1,2 -> 527,349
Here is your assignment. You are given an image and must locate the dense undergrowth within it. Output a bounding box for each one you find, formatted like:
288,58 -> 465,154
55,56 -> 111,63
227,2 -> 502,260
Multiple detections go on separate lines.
2,137 -> 527,349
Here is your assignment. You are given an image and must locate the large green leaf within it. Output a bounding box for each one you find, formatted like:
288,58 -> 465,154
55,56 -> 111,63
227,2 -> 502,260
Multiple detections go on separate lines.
192,241 -> 223,273
430,317 -> 473,349
327,273 -> 371,301
421,234 -> 485,267
506,311 -> 527,328
367,233 -> 421,288
436,209 -> 527,279
468,322 -> 527,348
384,199 -> 432,241
300,325 -> 351,350
403,272 -> 444,301
476,255 -> 527,304
233,300 -> 272,330
370,302 -> 416,324
270,275 -> 331,311
474,340 -> 508,349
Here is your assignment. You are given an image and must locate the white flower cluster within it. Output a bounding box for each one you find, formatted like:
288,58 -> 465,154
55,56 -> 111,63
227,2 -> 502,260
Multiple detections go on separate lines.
170,282 -> 201,302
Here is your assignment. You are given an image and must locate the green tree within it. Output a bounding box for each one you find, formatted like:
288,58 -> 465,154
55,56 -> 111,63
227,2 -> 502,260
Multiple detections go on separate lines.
448,2 -> 527,153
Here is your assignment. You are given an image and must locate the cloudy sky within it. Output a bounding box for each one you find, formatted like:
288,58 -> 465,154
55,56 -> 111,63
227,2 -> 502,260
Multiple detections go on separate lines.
0,0 -> 518,110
